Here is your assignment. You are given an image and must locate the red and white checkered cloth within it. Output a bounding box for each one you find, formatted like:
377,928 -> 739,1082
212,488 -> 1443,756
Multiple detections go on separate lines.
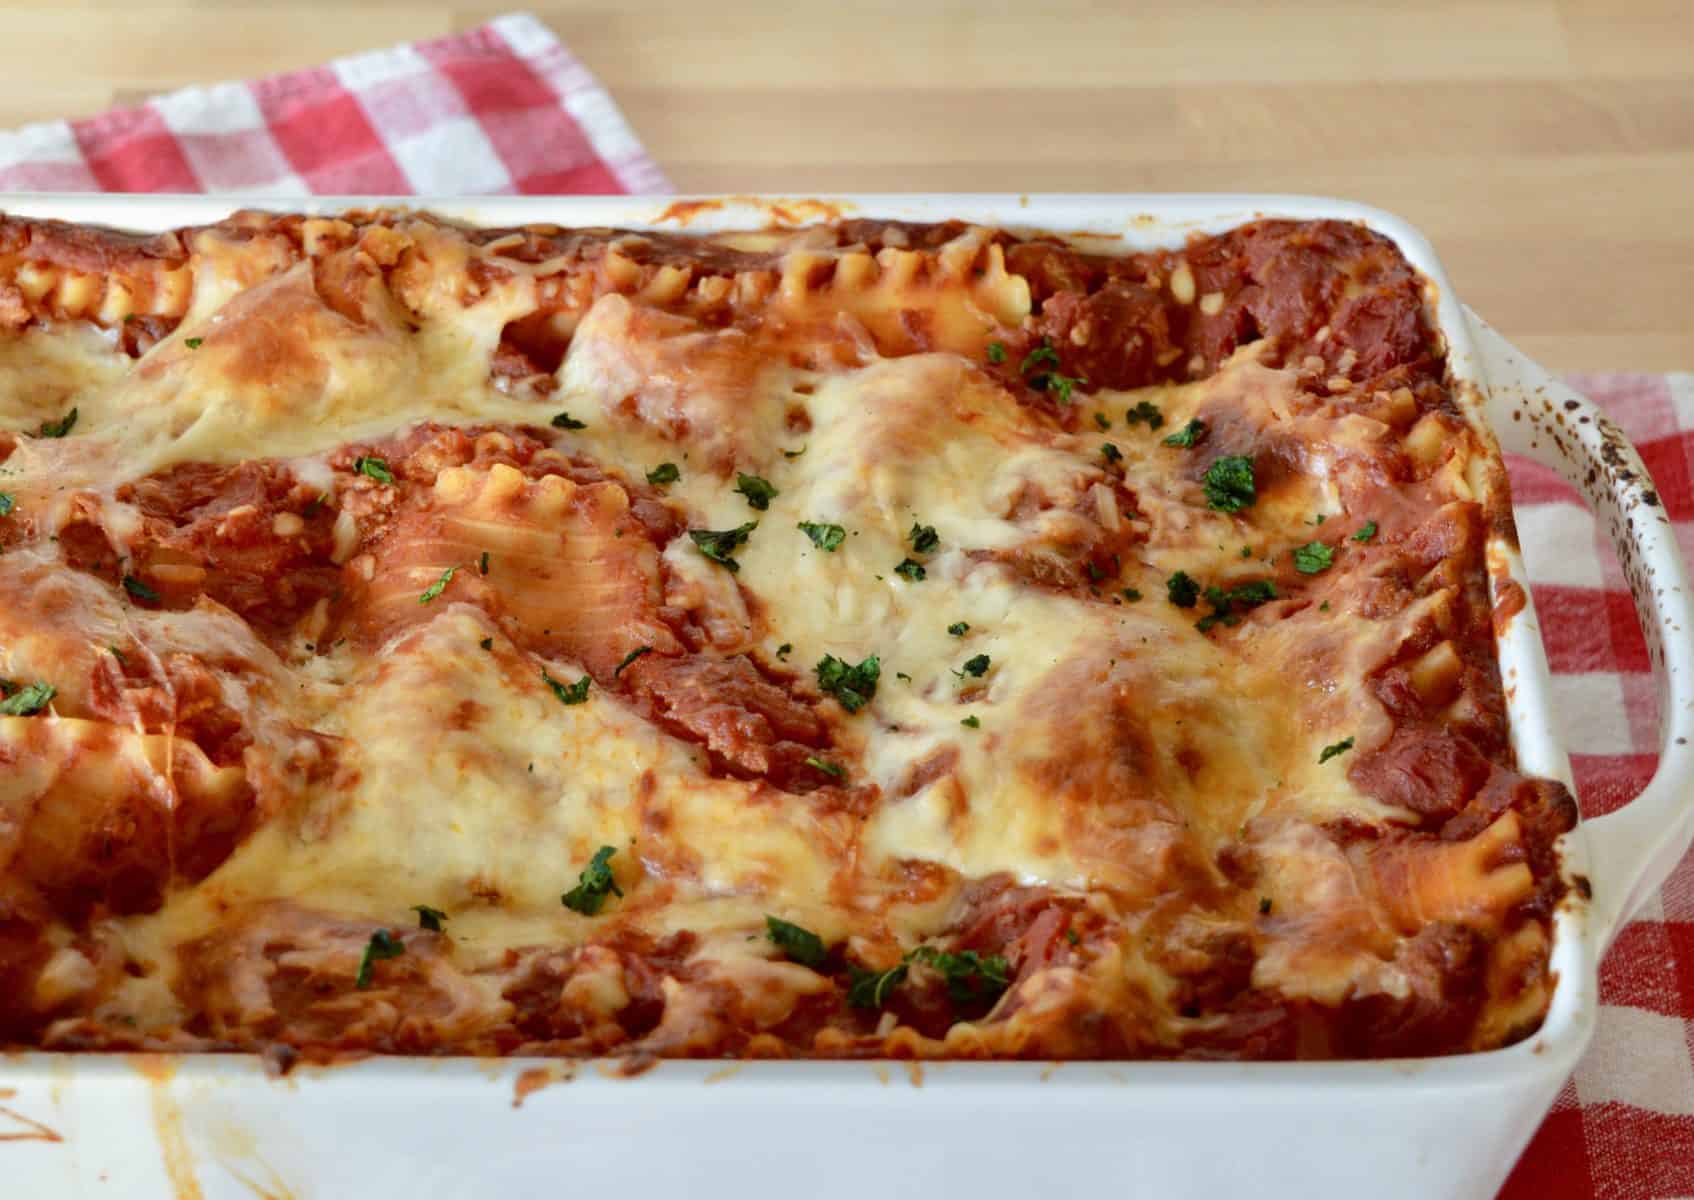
0,22 -> 1687,1193
1500,373 -> 1694,1200
0,13 -> 669,195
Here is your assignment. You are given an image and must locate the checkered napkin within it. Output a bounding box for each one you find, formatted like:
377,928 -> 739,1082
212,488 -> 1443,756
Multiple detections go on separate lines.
0,13 -> 669,195
1499,374 -> 1694,1200
0,22 -> 1686,1193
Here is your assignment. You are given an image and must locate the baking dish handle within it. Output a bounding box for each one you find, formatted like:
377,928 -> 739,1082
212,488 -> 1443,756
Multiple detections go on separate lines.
1467,309 -> 1694,945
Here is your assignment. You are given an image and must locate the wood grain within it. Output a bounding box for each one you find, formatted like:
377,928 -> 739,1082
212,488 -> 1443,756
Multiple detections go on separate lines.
0,0 -> 1687,369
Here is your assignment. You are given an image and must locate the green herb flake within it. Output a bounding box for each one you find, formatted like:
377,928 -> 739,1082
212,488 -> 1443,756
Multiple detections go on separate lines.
960,715 -> 981,729
847,963 -> 908,1010
355,929 -> 404,989
783,446 -> 807,460
108,645 -> 127,666
776,642 -> 793,661
1202,455 -> 1256,513
987,341 -> 1007,365
479,637 -> 494,651
0,492 -> 14,517
647,462 -> 681,485
947,621 -> 970,637
1259,897 -> 1273,916
1066,928 -> 1081,946
1353,520 -> 1379,542
959,654 -> 991,678
1293,542 -> 1335,575
412,905 -> 448,932
613,646 -> 653,677
419,565 -> 455,604
893,557 -> 927,582
815,654 -> 880,714
1101,441 -> 1123,465
541,668 -> 592,706
184,337 -> 204,350
354,455 -> 394,485
766,916 -> 828,967
798,521 -> 846,552
895,671 -> 913,683
121,574 -> 160,603
689,521 -> 757,572
1195,580 -> 1279,632
805,755 -> 845,779
0,681 -> 55,716
1166,571 -> 1199,608
1020,341 -> 1061,375
908,523 -> 940,554
1124,400 -> 1165,430
735,473 -> 778,511
908,945 -> 1012,1005
550,411 -> 587,430
1163,418 -> 1206,449
37,408 -> 78,439
479,551 -> 490,576
1319,736 -> 1356,764
1093,411 -> 1111,431
561,846 -> 623,915
1121,587 -> 1142,602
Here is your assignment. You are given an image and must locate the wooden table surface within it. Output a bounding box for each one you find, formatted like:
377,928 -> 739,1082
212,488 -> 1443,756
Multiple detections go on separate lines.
2,0 -> 1689,372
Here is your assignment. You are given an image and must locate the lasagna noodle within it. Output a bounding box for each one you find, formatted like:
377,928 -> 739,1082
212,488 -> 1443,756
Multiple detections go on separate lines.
0,209 -> 1573,1060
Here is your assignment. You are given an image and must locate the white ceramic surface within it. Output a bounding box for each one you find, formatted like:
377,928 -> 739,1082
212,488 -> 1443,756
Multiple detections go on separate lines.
1,194 -> 1690,1200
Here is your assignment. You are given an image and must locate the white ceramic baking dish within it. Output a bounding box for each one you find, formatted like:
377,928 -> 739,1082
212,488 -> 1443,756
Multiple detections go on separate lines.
2,194 -> 1690,1200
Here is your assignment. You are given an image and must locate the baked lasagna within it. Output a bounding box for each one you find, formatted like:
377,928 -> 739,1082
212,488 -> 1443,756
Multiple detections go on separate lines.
0,208 -> 1575,1063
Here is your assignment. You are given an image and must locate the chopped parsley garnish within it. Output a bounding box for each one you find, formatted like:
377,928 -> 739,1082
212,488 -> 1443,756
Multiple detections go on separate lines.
561,846 -> 623,915
893,558 -> 927,582
412,905 -> 447,932
1319,736 -> 1356,764
184,337 -> 204,349
776,642 -> 792,661
987,341 -> 1007,365
479,637 -> 494,651
121,574 -> 160,603
908,523 -> 940,554
1101,441 -> 1123,465
419,565 -> 455,603
0,681 -> 55,716
783,446 -> 807,459
37,408 -> 77,438
1292,542 -> 1335,575
1196,579 -> 1279,632
1121,587 -> 1142,602
960,715 -> 981,729
1166,571 -> 1200,608
947,621 -> 970,636
1020,342 -> 1061,374
766,916 -> 828,967
735,472 -> 778,511
550,411 -> 587,430
1066,928 -> 1081,946
1353,521 -> 1379,542
815,654 -> 880,713
541,668 -> 592,705
1259,897 -> 1273,916
647,462 -> 680,485
109,645 -> 126,666
1314,514 -> 1327,525
613,646 -> 653,677
689,521 -> 757,572
908,946 -> 1012,1005
1094,411 -> 1111,431
959,654 -> 991,678
798,521 -> 845,552
0,492 -> 12,516
354,455 -> 394,485
1163,418 -> 1206,448
1202,455 -> 1256,513
479,551 -> 490,575
848,963 -> 909,1009
805,755 -> 845,779
355,929 -> 404,989
1124,400 -> 1165,430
